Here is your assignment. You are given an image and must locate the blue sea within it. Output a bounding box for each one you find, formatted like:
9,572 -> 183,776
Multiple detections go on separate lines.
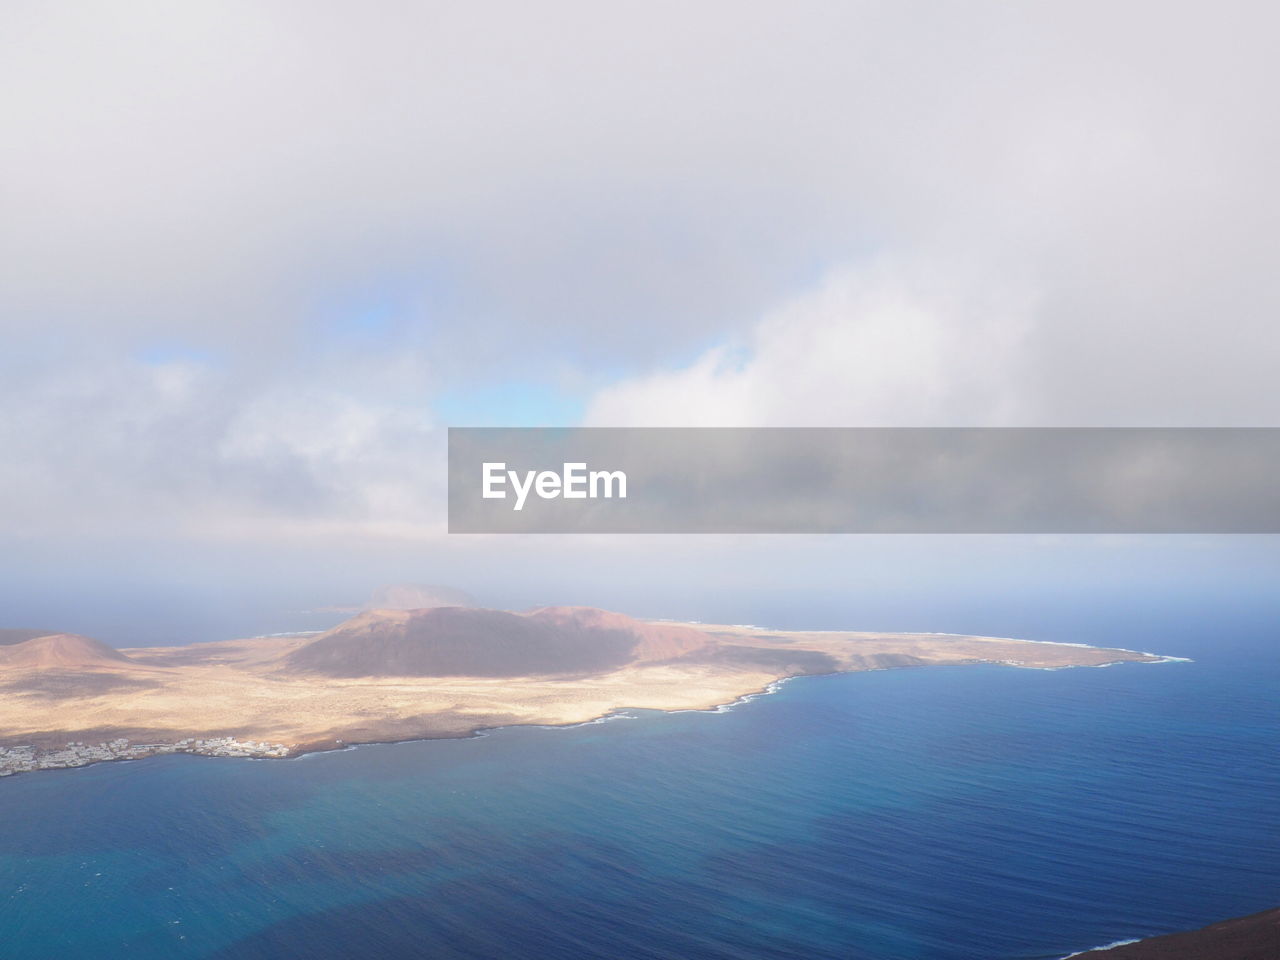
0,596 -> 1277,960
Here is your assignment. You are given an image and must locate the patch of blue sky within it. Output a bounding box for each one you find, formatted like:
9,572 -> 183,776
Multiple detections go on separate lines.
434,382 -> 586,427
312,260 -> 461,346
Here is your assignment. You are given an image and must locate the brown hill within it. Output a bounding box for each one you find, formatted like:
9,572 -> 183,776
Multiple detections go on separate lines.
1074,907 -> 1280,959
0,633 -> 134,670
0,628 -> 58,646
283,606 -> 712,678
526,607 -> 711,661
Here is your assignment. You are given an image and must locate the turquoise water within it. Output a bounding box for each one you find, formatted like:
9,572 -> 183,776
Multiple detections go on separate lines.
0,607 -> 1277,959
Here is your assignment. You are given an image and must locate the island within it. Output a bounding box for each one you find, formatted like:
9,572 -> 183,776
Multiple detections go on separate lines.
0,606 -> 1172,777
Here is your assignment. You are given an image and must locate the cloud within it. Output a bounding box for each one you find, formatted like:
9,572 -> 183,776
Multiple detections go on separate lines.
6,2 -> 1273,378
587,257 -> 1034,426
1,0 -> 1278,557
0,348 -> 443,540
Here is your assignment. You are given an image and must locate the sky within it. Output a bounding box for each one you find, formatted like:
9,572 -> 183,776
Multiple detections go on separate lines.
2,2 -> 1278,632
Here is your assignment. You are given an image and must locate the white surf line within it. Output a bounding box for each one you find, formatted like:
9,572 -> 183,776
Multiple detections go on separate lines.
665,676 -> 799,715
531,711 -> 641,730
1059,937 -> 1141,958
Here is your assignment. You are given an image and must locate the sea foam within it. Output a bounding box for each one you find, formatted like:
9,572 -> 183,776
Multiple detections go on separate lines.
1060,937 -> 1141,958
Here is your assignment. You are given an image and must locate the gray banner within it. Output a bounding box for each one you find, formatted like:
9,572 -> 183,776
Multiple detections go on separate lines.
447,428 -> 1280,533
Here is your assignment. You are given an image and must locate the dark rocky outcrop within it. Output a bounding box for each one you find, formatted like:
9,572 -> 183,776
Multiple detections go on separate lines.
1074,907 -> 1280,959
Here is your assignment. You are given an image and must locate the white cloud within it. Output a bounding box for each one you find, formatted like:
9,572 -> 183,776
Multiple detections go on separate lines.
0,352 -> 443,539
2,0 -> 1278,557
587,258 -> 1034,426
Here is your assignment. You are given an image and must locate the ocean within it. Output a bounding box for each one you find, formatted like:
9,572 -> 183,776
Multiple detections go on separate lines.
0,596 -> 1277,960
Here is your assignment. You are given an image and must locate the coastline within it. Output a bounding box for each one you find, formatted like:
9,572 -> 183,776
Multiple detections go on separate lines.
1062,939 -> 1142,958
0,647 -> 1179,780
